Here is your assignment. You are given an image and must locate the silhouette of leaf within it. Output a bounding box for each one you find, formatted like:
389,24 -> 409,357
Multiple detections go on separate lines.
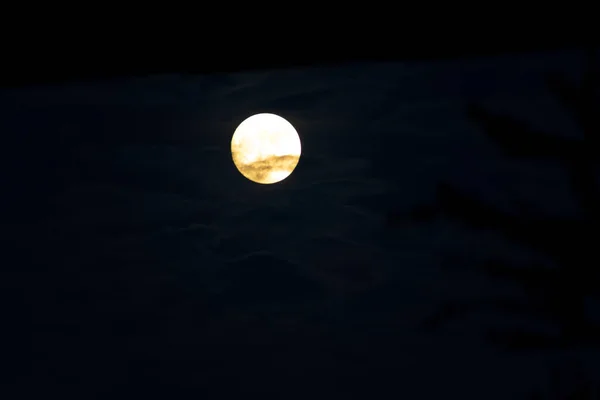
435,182 -> 576,258
486,328 -> 561,351
528,360 -> 599,400
407,51 -> 600,358
383,204 -> 438,229
547,49 -> 599,145
420,296 -> 542,333
425,253 -> 600,346
546,73 -> 584,123
566,158 -> 600,221
477,259 -> 560,292
467,103 -> 581,161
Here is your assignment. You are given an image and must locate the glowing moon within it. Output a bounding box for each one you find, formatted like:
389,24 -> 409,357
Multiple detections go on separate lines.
231,113 -> 301,184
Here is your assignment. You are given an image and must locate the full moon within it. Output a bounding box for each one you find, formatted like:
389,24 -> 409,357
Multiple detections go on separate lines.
231,113 -> 302,184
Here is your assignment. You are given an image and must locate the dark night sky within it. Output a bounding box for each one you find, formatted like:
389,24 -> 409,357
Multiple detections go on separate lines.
3,49 -> 599,398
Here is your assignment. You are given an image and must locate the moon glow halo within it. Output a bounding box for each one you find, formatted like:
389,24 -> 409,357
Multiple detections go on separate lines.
231,113 -> 301,184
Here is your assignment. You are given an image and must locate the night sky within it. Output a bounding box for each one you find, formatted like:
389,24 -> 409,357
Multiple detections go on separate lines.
4,49 -> 599,398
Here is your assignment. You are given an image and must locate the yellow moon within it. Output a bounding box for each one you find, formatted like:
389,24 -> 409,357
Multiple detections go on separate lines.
231,113 -> 301,184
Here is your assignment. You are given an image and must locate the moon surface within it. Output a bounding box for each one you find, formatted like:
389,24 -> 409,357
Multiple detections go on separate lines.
231,113 -> 302,184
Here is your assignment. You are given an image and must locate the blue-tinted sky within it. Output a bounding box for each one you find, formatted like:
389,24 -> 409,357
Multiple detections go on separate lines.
4,49 -> 599,398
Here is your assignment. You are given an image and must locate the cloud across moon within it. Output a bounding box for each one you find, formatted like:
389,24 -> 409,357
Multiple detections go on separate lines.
231,113 -> 301,184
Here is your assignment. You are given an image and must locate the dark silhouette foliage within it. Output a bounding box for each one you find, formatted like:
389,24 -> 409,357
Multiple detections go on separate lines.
387,49 -> 600,353
528,360 -> 599,399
